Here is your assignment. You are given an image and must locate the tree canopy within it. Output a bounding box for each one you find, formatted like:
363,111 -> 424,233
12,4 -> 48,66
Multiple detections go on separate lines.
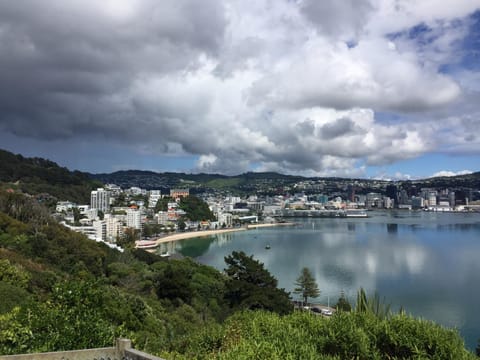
224,251 -> 293,315
293,267 -> 320,305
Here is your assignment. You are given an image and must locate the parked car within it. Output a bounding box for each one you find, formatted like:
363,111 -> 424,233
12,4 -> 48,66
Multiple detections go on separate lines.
321,308 -> 333,316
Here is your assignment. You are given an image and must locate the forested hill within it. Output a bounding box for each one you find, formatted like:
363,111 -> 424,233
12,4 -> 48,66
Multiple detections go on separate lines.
0,149 -> 102,205
91,170 -> 307,194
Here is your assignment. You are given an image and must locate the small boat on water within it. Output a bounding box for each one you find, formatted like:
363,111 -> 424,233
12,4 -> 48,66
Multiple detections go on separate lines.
345,209 -> 368,218
265,244 -> 271,249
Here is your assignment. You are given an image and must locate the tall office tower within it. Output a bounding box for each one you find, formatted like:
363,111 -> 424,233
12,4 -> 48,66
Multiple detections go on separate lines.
90,188 -> 111,212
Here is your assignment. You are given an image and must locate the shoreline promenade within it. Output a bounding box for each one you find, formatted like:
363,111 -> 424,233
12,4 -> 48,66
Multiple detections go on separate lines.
150,222 -> 296,245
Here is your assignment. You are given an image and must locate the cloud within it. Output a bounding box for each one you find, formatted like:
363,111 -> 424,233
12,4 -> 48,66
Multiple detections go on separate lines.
299,0 -> 374,41
431,170 -> 473,178
0,0 -> 479,175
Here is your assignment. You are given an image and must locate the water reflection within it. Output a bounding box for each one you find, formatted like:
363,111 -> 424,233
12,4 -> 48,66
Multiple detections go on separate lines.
184,212 -> 480,349
387,223 -> 398,233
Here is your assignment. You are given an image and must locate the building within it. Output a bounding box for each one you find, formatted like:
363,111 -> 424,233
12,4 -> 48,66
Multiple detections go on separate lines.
105,214 -> 122,243
91,188 -> 110,212
170,188 -> 189,199
411,196 -> 424,209
218,212 -> 233,227
148,190 -> 162,208
93,220 -> 106,241
126,208 -> 142,230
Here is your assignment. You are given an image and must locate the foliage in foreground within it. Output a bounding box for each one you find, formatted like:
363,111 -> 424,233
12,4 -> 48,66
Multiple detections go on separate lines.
169,310 -> 476,360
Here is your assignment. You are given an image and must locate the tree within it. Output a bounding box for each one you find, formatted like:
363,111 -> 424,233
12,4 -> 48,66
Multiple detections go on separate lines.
293,267 -> 320,306
335,290 -> 352,312
224,251 -> 292,315
118,227 -> 139,249
178,195 -> 215,221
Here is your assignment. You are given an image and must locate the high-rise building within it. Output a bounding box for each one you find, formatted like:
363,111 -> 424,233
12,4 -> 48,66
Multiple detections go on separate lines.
126,208 -> 142,230
148,190 -> 162,208
91,188 -> 110,212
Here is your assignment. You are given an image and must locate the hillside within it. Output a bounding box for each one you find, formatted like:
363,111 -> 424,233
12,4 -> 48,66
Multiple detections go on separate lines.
91,170 -> 307,194
1,148 -> 479,201
0,149 -> 102,204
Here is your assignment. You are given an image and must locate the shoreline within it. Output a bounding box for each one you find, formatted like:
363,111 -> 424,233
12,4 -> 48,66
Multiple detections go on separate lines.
149,222 -> 296,245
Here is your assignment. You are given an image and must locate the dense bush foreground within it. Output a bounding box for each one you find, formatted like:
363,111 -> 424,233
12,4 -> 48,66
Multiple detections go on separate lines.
169,310 -> 475,359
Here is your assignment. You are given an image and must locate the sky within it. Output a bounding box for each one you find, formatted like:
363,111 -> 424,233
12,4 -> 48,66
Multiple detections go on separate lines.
0,0 -> 479,179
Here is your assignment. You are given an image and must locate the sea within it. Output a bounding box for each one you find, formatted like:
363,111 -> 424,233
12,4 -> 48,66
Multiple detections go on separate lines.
155,210 -> 480,350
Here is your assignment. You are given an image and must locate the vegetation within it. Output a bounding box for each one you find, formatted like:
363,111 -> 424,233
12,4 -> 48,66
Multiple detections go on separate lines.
172,310 -> 475,359
178,195 -> 215,222
335,290 -> 352,312
293,267 -> 320,306
0,149 -> 102,205
224,251 -> 293,315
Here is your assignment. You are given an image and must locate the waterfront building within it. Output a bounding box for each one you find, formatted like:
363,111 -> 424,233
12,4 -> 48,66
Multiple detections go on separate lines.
383,197 -> 394,209
218,212 -> 233,227
411,196 -> 424,209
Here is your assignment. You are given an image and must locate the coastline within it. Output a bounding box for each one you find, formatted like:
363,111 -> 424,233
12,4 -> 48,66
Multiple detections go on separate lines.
150,222 -> 296,245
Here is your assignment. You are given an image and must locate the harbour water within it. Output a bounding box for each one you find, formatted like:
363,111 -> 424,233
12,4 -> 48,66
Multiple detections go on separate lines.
157,211 -> 480,350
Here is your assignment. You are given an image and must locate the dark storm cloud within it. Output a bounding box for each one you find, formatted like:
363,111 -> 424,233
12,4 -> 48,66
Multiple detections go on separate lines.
0,0 -> 226,140
320,117 -> 356,139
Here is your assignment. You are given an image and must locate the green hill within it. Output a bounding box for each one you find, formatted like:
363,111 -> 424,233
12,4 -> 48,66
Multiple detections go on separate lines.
0,149 -> 102,204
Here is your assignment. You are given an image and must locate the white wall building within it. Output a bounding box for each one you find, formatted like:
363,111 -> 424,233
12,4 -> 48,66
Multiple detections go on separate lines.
218,213 -> 233,227
105,214 -> 122,243
148,190 -> 162,208
126,208 -> 142,230
91,188 -> 110,212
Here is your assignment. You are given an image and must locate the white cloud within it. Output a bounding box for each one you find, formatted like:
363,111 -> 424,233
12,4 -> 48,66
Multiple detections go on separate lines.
431,170 -> 473,178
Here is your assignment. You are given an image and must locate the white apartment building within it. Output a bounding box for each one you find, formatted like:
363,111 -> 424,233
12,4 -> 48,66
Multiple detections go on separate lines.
157,211 -> 169,225
148,190 -> 162,208
91,188 -> 110,212
218,213 -> 233,227
105,214 -> 122,243
126,208 -> 142,229
93,220 -> 106,241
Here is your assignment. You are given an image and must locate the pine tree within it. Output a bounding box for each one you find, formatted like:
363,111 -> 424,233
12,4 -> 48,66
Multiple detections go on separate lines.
293,267 -> 320,306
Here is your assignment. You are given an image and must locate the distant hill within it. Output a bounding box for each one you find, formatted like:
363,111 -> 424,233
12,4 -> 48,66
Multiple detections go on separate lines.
1,148 -> 478,200
91,170 -> 307,194
0,149 -> 102,204
411,172 -> 480,189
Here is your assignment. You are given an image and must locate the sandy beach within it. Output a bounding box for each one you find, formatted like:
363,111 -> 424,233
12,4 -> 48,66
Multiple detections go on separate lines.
150,222 -> 296,245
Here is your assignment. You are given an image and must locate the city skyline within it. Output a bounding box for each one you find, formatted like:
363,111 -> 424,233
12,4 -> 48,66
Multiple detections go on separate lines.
0,1 -> 479,180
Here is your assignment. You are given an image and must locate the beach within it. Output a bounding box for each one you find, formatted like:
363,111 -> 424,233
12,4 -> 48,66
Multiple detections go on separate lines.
150,222 -> 296,245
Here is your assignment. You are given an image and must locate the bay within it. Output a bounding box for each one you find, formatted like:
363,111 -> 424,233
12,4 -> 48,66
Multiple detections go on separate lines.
157,211 -> 480,350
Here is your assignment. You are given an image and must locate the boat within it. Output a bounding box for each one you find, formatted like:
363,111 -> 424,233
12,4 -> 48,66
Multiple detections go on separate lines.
135,240 -> 158,249
345,209 -> 368,218
265,244 -> 271,249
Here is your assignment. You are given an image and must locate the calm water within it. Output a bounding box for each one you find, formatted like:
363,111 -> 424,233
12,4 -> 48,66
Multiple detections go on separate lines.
157,211 -> 480,350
